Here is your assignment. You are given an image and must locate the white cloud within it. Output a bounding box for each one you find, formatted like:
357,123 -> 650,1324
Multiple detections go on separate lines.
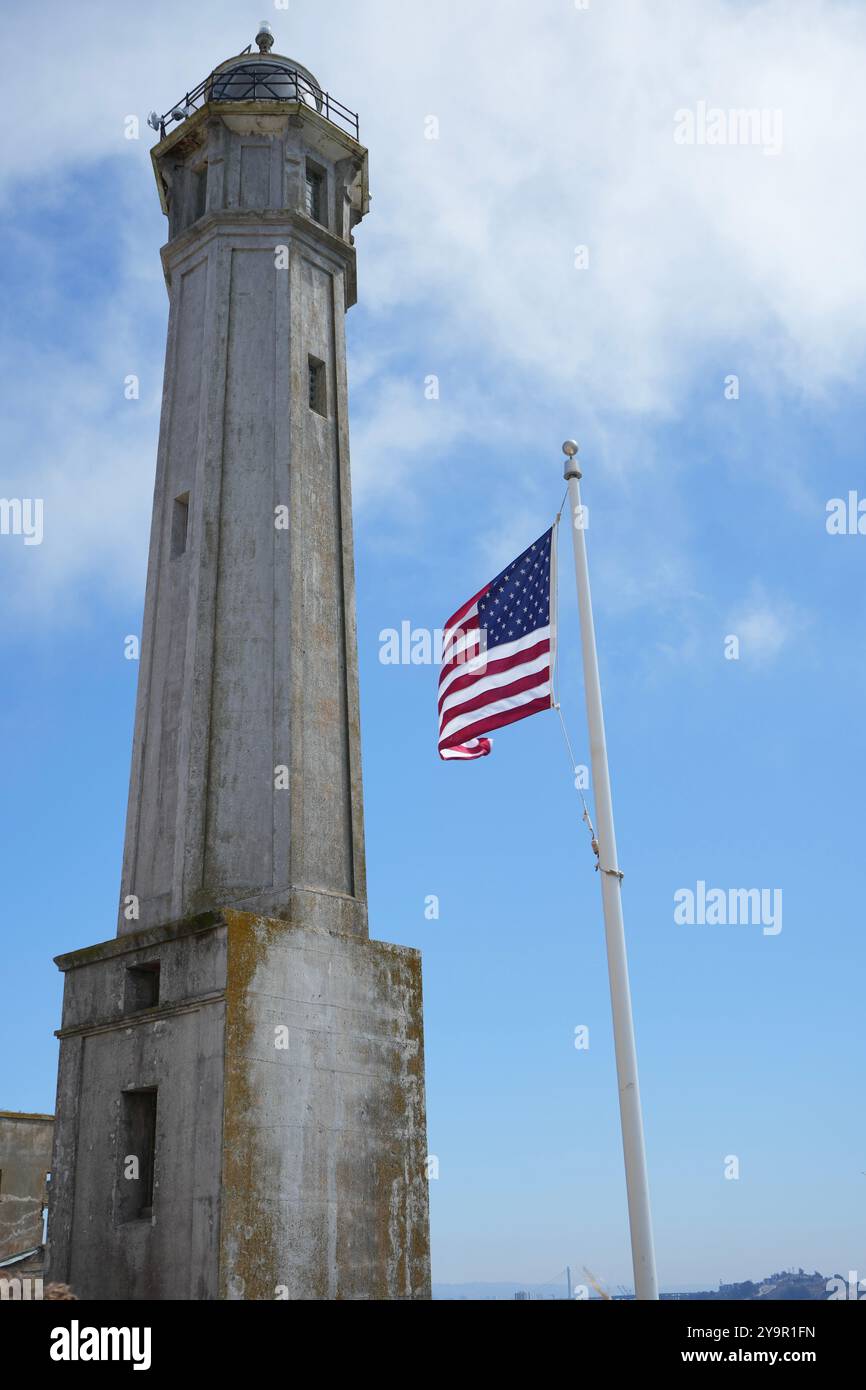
348,372 -> 474,511
340,0 -> 866,409
0,339 -> 157,624
3,0 -> 866,612
726,585 -> 806,664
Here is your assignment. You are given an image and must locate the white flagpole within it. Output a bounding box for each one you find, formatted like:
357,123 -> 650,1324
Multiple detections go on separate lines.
562,440 -> 659,1301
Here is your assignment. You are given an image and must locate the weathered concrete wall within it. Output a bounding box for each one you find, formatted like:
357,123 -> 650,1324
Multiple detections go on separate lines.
119,107 -> 368,939
0,1113 -> 53,1262
220,913 -> 430,1300
49,918 -> 226,1299
48,912 -> 430,1300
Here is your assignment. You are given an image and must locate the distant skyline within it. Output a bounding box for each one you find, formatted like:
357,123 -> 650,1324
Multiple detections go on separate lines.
431,1268 -> 833,1299
1,0 -> 865,1288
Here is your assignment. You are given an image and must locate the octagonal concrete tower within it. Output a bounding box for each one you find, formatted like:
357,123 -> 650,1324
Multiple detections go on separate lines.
125,31 -> 370,937
48,27 -> 430,1301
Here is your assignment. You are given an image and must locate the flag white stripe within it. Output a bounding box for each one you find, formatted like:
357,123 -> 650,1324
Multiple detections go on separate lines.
439,741 -> 490,760
438,646 -> 490,701
441,603 -> 479,661
442,594 -> 480,641
439,678 -> 551,741
442,627 -> 483,671
438,650 -> 553,726
438,623 -> 550,700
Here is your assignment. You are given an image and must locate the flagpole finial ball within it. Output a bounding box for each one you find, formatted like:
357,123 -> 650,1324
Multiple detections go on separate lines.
562,440 -> 579,458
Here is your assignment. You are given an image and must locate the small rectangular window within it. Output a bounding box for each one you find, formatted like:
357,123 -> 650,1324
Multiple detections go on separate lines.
117,1088 -> 158,1223
308,357 -> 327,416
194,166 -> 208,221
171,493 -> 190,558
125,962 -> 160,1012
305,166 -> 324,224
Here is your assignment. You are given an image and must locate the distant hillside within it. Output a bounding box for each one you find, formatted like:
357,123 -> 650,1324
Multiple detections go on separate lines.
433,1269 -> 835,1301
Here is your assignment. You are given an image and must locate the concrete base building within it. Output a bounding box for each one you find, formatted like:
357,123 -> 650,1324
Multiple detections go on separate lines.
47,28 -> 430,1300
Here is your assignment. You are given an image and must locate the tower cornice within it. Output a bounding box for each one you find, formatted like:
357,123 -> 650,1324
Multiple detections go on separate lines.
150,101 -> 368,220
159,207 -> 362,306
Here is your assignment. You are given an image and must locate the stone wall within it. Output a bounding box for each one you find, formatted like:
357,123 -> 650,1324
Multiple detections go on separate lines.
0,1112 -> 53,1263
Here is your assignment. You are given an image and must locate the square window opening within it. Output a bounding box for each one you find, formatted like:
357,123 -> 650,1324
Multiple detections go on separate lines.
125,961 -> 160,1012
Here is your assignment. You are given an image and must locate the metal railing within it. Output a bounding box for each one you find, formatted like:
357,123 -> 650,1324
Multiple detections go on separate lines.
149,61 -> 359,142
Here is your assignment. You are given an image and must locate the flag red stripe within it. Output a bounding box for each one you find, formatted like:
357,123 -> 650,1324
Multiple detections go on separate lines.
437,636 -> 550,714
439,695 -> 552,751
439,670 -> 551,736
442,584 -> 490,636
440,615 -> 483,673
440,737 -> 492,761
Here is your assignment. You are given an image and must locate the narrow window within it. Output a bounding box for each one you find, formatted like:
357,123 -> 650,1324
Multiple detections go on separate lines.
171,493 -> 189,558
193,165 -> 207,221
118,1089 -> 158,1223
125,962 -> 160,1012
308,357 -> 327,416
305,165 -> 324,224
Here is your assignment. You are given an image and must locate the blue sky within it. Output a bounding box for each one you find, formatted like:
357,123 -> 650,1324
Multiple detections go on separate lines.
1,0 -> 865,1292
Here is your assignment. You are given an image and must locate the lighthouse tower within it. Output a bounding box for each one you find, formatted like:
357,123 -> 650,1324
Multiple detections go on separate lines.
48,26 -> 431,1301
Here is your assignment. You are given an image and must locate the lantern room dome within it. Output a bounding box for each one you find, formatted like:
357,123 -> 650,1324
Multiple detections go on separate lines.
148,26 -> 359,143
209,54 -> 324,112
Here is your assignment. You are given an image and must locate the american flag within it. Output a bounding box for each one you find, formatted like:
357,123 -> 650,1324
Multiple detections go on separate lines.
438,527 -> 557,760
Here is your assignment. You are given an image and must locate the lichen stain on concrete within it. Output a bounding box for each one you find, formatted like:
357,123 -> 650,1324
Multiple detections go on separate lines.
338,946 -> 430,1299
220,910 -> 279,1300
216,911 -> 430,1299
